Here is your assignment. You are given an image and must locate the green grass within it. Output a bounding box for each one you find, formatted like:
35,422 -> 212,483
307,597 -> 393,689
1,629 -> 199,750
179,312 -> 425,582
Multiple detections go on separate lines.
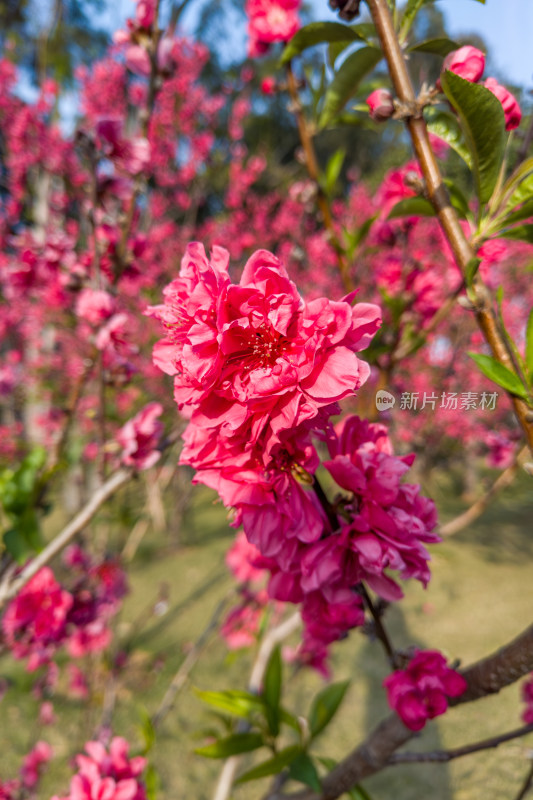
1,471 -> 532,799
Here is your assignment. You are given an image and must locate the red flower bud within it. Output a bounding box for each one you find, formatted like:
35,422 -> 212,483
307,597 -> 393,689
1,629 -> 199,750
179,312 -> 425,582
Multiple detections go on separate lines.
440,45 -> 485,84
484,77 -> 522,131
366,88 -> 394,122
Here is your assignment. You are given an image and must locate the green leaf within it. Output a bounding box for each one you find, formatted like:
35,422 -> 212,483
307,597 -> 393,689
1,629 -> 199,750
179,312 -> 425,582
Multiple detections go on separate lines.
263,645 -> 282,737
280,22 -> 365,65
444,179 -> 471,219
468,353 -> 529,399
500,157 -> 533,212
309,680 -> 350,739
426,110 -> 472,169
194,688 -> 264,720
498,224 -> 533,243
319,46 -> 382,129
347,785 -> 374,800
440,71 -> 506,205
194,732 -> 264,759
499,198 -> 533,227
3,529 -> 33,564
387,196 -> 435,219
465,256 -> 481,285
399,0 -> 434,41
145,765 -> 160,800
526,309 -> 533,380
138,707 -> 156,754
323,149 -> 346,195
408,37 -> 459,56
289,753 -> 322,792
236,746 -> 302,783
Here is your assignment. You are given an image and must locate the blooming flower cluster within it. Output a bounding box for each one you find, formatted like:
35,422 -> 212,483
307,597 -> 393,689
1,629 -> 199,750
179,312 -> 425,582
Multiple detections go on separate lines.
439,46 -> 521,130
2,553 -> 127,672
0,741 -> 52,799
384,649 -> 467,730
152,244 -> 440,670
245,0 -> 301,58
52,738 -> 147,800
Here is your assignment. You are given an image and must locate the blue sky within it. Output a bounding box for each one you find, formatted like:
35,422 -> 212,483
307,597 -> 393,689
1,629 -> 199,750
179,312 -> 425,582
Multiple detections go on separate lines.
95,0 -> 533,89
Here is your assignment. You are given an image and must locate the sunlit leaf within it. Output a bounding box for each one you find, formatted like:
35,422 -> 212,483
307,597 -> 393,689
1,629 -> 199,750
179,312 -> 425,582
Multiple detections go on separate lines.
194,732 -> 264,759
440,71 -> 506,205
309,680 -> 350,738
319,46 -> 382,129
468,353 -> 529,400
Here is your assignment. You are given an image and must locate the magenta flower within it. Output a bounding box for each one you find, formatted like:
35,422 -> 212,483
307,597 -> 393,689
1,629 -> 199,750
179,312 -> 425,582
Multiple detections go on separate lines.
384,649 -> 467,731
245,0 -> 301,57
75,288 -> 115,325
2,567 -> 73,670
366,88 -> 394,122
116,402 -> 164,470
52,737 -> 147,800
441,46 -> 485,84
484,77 -> 522,130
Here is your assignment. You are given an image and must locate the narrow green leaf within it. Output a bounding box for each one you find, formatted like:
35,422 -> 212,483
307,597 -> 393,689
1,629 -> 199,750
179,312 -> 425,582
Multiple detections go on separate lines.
468,353 -> 529,399
263,645 -> 282,736
444,179 -> 471,219
3,529 -> 33,564
387,196 -> 435,219
500,198 -> 533,227
289,753 -> 322,792
465,256 -> 481,285
426,110 -> 472,169
195,732 -> 264,759
525,309 -> 533,380
328,40 -> 351,69
145,765 -> 160,800
194,688 -> 264,720
309,680 -> 350,739
408,37 -> 458,56
399,0 -> 433,41
236,746 -> 302,783
324,149 -> 346,195
280,22 -> 365,65
499,157 -> 533,212
498,224 -> 533,243
319,46 -> 382,129
440,71 -> 506,205
347,785 -> 374,800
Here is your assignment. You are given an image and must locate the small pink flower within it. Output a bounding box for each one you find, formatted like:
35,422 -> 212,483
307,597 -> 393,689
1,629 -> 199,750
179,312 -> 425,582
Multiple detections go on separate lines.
75,288 -> 115,325
260,76 -> 277,95
116,402 -> 164,470
20,741 -> 52,789
441,46 -> 485,84
484,77 -> 521,130
366,88 -> 394,122
135,0 -> 156,28
384,649 -> 467,731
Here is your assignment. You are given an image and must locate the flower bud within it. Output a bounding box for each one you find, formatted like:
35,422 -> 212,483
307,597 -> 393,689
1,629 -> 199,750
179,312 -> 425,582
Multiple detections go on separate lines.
366,88 -> 394,122
260,76 -> 277,95
441,45 -> 485,84
484,77 -> 522,130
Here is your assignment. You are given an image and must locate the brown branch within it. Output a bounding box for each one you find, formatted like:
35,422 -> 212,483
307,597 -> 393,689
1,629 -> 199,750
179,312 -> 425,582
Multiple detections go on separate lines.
360,584 -> 399,669
388,723 -> 533,764
365,0 -> 533,453
285,63 -> 353,292
440,445 -> 529,536
268,617 -> 533,800
515,761 -> 533,800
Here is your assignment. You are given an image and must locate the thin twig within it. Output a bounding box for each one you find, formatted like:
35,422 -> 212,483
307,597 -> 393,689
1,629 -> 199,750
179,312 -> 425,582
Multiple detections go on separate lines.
388,723 -> 533,763
0,468 -> 133,608
213,613 -> 302,800
515,760 -> 533,800
152,591 -> 234,729
440,445 -> 529,536
360,584 -> 398,669
366,0 -> 533,453
285,63 -> 353,292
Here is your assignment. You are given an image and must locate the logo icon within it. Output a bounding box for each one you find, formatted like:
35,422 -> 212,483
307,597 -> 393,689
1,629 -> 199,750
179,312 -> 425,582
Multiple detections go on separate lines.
375,390 -> 396,412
